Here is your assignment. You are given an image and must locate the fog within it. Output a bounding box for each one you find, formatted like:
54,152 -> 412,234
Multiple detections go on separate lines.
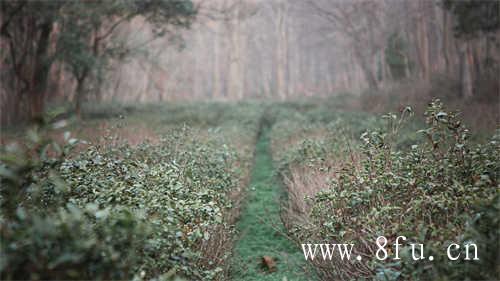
1,0 -> 499,124
98,0 -> 497,102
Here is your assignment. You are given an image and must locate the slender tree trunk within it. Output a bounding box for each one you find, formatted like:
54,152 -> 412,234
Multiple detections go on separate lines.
469,40 -> 485,96
239,15 -> 246,100
458,42 -> 472,98
442,9 -> 451,74
75,77 -> 85,118
29,20 -> 53,120
417,2 -> 430,81
74,63 -> 91,118
112,65 -> 123,100
275,0 -> 288,100
213,18 -> 222,99
193,26 -> 203,98
226,0 -> 244,100
354,47 -> 378,91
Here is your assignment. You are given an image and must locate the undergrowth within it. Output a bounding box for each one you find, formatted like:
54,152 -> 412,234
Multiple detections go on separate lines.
1,99 -> 497,280
272,99 -> 499,280
0,103 -> 264,280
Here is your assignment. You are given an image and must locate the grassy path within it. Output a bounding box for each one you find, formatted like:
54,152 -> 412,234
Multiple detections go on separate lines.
231,125 -> 312,281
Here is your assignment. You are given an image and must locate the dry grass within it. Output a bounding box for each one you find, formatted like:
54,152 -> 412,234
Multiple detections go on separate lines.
282,165 -> 330,226
281,158 -> 376,280
280,147 -> 361,227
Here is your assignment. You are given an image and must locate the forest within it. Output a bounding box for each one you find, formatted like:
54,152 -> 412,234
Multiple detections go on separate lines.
0,0 -> 499,280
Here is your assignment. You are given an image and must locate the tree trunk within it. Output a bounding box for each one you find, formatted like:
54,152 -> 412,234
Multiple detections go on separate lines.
354,47 -> 378,91
458,42 -> 472,98
213,16 -> 222,99
225,0 -> 245,100
75,78 -> 85,118
442,8 -> 451,74
275,0 -> 288,100
29,20 -> 53,120
417,3 -> 430,81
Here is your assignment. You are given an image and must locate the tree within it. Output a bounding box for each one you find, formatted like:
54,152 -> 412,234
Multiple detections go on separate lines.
1,1 -> 64,122
58,1 -> 195,116
304,0 -> 390,91
385,32 -> 410,80
443,0 -> 500,98
1,0 -> 195,122
443,0 -> 499,37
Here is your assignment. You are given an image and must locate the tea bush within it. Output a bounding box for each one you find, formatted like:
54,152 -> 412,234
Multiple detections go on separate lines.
284,100 -> 499,280
54,127 -> 237,279
268,104 -> 382,175
0,126 -> 151,280
2,204 -> 150,280
0,103 -> 261,280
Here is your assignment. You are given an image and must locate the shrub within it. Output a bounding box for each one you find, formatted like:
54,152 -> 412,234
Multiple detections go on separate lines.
1,120 -> 241,280
288,100 -> 499,280
1,204 -> 150,280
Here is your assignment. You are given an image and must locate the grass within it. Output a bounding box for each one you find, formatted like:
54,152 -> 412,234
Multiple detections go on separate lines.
231,125 -> 314,281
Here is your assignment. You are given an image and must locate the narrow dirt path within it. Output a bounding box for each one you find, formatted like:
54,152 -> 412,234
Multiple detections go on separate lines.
231,125 -> 312,281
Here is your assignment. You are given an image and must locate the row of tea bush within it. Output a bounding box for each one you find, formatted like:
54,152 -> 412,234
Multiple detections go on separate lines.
270,100 -> 499,280
1,103 -> 264,280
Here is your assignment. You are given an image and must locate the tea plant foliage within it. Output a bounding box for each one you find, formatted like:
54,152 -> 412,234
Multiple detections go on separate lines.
1,121 -> 241,280
278,100 -> 499,280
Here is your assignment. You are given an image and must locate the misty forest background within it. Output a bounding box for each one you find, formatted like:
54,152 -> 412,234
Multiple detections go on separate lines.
1,0 -> 499,125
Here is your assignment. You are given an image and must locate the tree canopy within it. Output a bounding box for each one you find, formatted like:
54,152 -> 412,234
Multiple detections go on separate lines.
0,0 -> 195,120
443,0 -> 500,37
